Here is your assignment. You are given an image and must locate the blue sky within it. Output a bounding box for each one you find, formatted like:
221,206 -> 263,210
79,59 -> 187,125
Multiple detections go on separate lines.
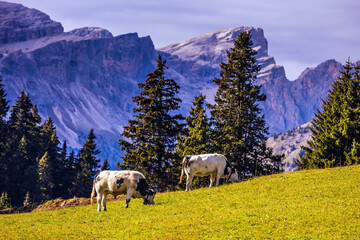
10,0 -> 360,80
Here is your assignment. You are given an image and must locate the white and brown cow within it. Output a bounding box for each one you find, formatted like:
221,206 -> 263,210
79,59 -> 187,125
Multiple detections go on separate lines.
179,153 -> 239,191
91,170 -> 155,211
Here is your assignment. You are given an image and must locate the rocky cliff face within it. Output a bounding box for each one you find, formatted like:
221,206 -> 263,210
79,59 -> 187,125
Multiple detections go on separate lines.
0,1 -> 63,44
0,1 -> 157,166
159,28 -> 343,134
0,1 -> 355,168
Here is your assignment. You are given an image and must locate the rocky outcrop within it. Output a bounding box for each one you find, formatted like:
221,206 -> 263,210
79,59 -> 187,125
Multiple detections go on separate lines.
0,1 -> 63,44
68,27 -> 113,39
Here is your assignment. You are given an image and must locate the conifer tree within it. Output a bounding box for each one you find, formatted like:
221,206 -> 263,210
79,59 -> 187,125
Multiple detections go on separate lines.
101,159 -> 111,171
65,150 -> 77,198
0,77 -> 9,195
182,93 -> 212,155
5,91 -> 42,205
39,118 -> 61,198
209,31 -> 276,177
73,129 -> 100,197
38,152 -> 53,201
298,62 -> 360,169
119,54 -> 184,190
175,93 -> 212,188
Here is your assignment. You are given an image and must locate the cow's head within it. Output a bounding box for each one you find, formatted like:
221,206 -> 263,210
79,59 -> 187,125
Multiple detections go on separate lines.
143,189 -> 156,205
227,167 -> 239,183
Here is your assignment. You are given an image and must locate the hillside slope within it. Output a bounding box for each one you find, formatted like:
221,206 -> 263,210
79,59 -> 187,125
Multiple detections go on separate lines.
1,166 -> 360,239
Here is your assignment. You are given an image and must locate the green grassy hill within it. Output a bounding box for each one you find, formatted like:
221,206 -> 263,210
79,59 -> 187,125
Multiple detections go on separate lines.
1,166 -> 360,239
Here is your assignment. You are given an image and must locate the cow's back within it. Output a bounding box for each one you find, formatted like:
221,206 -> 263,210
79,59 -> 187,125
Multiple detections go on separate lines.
96,170 -> 145,194
188,153 -> 227,175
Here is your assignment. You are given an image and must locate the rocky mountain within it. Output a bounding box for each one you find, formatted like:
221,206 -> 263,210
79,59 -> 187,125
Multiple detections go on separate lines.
267,122 -> 312,172
0,1 -> 356,168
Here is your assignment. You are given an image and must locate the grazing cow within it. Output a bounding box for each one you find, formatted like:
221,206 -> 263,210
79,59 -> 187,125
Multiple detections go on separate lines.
179,153 -> 239,191
91,170 -> 155,211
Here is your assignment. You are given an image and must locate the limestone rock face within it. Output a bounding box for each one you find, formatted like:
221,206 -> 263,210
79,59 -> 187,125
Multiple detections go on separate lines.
0,1 -> 63,44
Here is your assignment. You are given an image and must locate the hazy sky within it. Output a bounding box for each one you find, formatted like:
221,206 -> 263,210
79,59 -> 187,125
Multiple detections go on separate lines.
10,0 -> 360,80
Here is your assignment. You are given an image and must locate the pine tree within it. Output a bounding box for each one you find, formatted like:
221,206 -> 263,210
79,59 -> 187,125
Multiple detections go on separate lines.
73,129 -> 100,197
182,93 -> 212,155
65,150 -> 77,198
0,77 -> 9,195
5,91 -> 42,205
101,159 -> 111,171
298,62 -> 360,169
38,152 -> 54,201
119,54 -> 184,191
209,31 -> 274,177
39,118 -> 61,199
175,93 -> 212,189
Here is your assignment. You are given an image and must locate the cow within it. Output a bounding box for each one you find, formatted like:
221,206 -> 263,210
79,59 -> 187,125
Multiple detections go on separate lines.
91,170 -> 156,211
179,153 -> 239,191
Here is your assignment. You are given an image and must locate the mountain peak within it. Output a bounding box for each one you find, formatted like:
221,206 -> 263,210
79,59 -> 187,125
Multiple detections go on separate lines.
159,26 -> 267,63
0,1 -> 63,44
68,27 -> 113,39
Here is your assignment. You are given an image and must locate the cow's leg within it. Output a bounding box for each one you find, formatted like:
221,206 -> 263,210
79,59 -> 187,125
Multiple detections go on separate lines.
186,174 -> 194,191
101,193 -> 107,211
97,190 -> 103,212
125,188 -> 134,208
209,174 -> 216,187
216,171 -> 222,186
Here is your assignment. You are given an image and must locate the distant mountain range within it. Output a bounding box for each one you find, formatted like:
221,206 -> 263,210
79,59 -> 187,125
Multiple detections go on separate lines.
1,1 -> 358,169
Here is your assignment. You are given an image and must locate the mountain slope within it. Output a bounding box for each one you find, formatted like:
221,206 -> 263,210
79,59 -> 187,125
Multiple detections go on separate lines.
1,166 -> 360,238
0,1 -> 355,167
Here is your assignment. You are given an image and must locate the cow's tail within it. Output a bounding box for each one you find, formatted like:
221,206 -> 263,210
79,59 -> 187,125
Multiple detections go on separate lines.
91,182 -> 95,204
90,175 -> 98,204
179,156 -> 190,184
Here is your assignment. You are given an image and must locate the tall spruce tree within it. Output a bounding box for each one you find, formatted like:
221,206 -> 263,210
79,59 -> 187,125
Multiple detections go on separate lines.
175,93 -> 212,189
298,62 -> 360,169
182,93 -> 212,155
119,54 -> 184,191
38,152 -> 53,201
66,150 -> 77,198
39,118 -> 61,199
0,77 -> 9,195
73,129 -> 100,197
5,91 -> 42,205
209,31 -> 275,177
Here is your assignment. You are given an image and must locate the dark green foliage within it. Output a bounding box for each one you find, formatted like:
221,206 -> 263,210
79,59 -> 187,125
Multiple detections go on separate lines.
64,150 -> 77,198
298,62 -> 360,169
176,93 -> 212,189
0,192 -> 11,210
182,93 -> 212,155
73,129 -> 100,197
209,31 -> 281,177
101,159 -> 111,171
38,152 -> 54,200
0,77 -> 9,197
0,78 -> 102,205
119,54 -> 185,191
4,91 -> 42,205
39,118 -> 61,199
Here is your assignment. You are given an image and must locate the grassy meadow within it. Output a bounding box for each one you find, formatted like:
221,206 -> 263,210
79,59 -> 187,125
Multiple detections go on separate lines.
1,165 -> 360,239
